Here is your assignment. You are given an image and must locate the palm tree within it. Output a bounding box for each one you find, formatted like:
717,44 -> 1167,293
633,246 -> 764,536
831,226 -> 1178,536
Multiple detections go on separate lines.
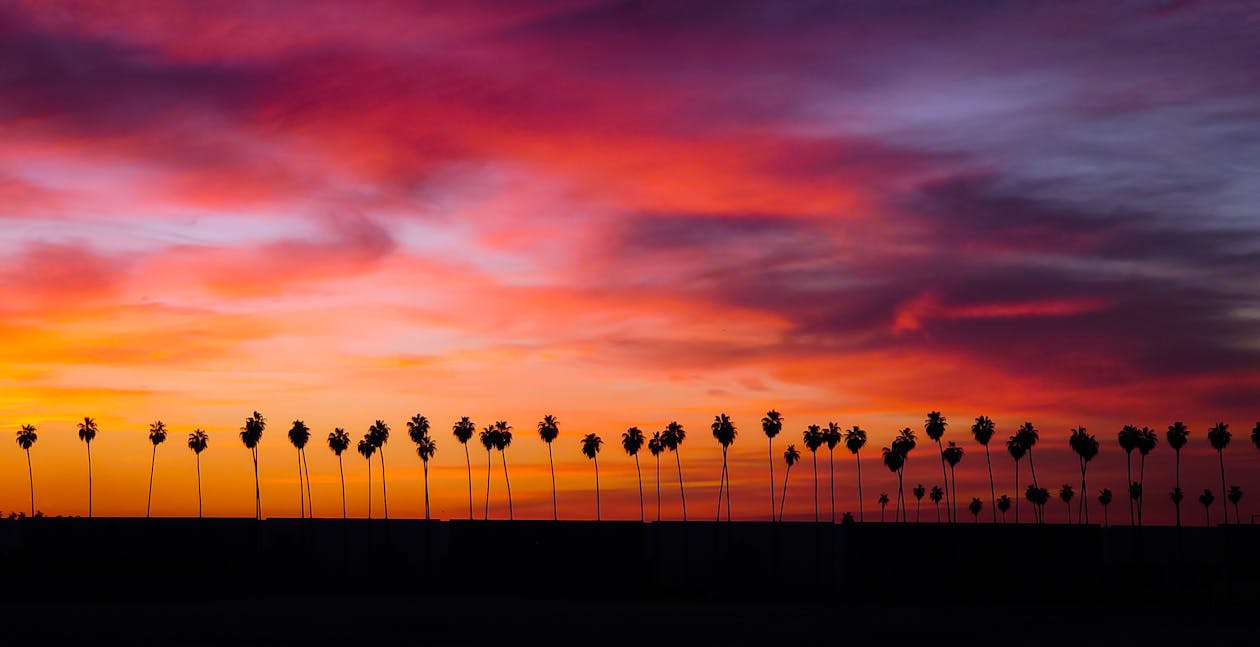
621,426 -> 646,522
1199,488 -> 1214,526
288,419 -> 312,518
802,425 -> 824,521
1026,485 -> 1050,524
942,442 -> 963,524
779,444 -> 800,522
1099,488 -> 1113,527
823,422 -> 841,523
1015,421 -> 1040,491
416,434 -> 437,521
76,417 -> 99,518
971,416 -> 998,522
878,493 -> 890,521
1170,487 -> 1184,525
240,411 -> 266,520
1136,426 -> 1158,526
1068,427 -> 1099,524
761,410 -> 783,522
1253,421 -> 1260,451
493,420 -> 514,520
479,424 -> 496,520
844,426 -> 868,522
187,429 -> 209,518
147,420 -> 168,518
662,421 -> 688,521
1227,485 -> 1243,523
1166,422 -> 1190,528
358,435 -> 376,519
453,417 -> 476,520
16,424 -> 38,516
893,428 -> 917,521
1128,480 -> 1143,522
881,446 -> 905,523
580,433 -> 604,520
913,484 -> 926,522
1117,424 -> 1139,526
537,414 -> 560,521
1059,484 -> 1074,523
1006,434 -> 1026,524
924,411 -> 949,521
648,431 -> 664,521
968,497 -> 982,522
368,420 -> 391,519
327,427 -> 350,519
712,413 -> 737,522
997,494 -> 1011,523
1206,422 -> 1231,524
929,485 -> 944,522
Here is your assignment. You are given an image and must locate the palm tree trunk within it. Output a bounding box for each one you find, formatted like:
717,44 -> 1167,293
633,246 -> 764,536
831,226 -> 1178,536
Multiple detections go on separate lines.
464,444 -> 473,520
655,455 -> 661,522
985,445 -> 996,523
196,453 -> 203,519
303,449 -> 314,518
811,452 -> 818,522
1027,448 -> 1038,489
916,498 -> 921,523
366,457 -> 372,519
1173,449 -> 1181,527
87,443 -> 93,519
253,448 -> 261,521
338,455 -> 346,520
716,451 -> 727,522
1138,453 -> 1147,526
594,454 -> 601,522
1218,450 -> 1228,524
297,450 -> 305,519
827,448 -> 835,523
26,449 -> 34,517
1065,500 -> 1071,524
778,464 -> 792,523
548,443 -> 557,521
379,452 -> 389,520
935,439 -> 949,523
634,454 -> 644,523
724,449 -> 732,522
674,450 -> 687,522
896,471 -> 905,523
949,465 -> 958,524
934,500 -> 940,522
1013,459 -> 1020,524
423,461 -> 430,521
502,450 -> 513,521
147,445 -> 157,518
484,450 -> 492,520
1124,452 -> 1134,526
1080,461 -> 1088,525
856,450 -> 864,522
768,438 -> 775,522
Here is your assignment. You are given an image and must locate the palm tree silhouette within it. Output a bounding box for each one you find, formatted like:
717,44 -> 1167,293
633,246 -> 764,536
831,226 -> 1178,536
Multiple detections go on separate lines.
711,413 -> 737,522
493,420 -> 514,520
662,421 -> 687,521
1098,488 -> 1113,527
971,416 -> 998,523
327,428 -> 350,519
844,425 -> 868,522
968,497 -> 982,522
288,419 -> 312,518
1026,485 -> 1050,524
621,426 -> 646,522
881,446 -> 905,523
76,417 -> 98,518
779,444 -> 800,522
1006,434 -> 1026,524
1015,422 -> 1040,491
452,417 -> 476,520
1166,422 -> 1190,528
407,414 -> 433,518
580,433 -> 604,520
823,422 -> 840,523
1253,421 -> 1260,451
648,431 -> 664,521
1198,488 -> 1214,526
187,429 -> 209,518
891,427 -> 916,521
761,410 -> 783,522
1206,422 -> 1231,524
240,411 -> 266,520
479,424 -> 496,520
358,435 -> 376,519
913,483 -> 926,522
877,493 -> 889,521
368,420 -> 391,520
802,425 -> 824,521
1068,427 -> 1099,524
1128,480 -> 1142,522
942,442 -> 963,524
925,411 -> 950,521
997,494 -> 1011,523
1170,487 -> 1184,524
1058,484 -> 1074,524
1227,485 -> 1244,523
537,414 -> 560,521
1135,426 -> 1158,526
16,424 -> 37,516
929,484 -> 944,522
147,420 -> 168,518
1117,424 -> 1139,526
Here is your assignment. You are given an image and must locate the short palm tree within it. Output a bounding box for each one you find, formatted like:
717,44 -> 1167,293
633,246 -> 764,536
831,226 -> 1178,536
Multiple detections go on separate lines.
844,425 -> 868,522
971,416 -> 998,522
17,424 -> 38,516
1166,422 -> 1190,528
662,421 -> 688,521
892,427 -> 916,520
881,446 -> 905,523
1006,434 -> 1027,524
358,435 -> 376,519
823,422 -> 841,523
187,429 -> 208,518
924,411 -> 949,521
1170,486 -> 1184,524
1227,485 -> 1243,524
479,424 -> 496,520
537,414 -> 560,521
761,410 -> 783,522
1059,484 -> 1074,524
493,420 -> 514,520
712,413 -> 737,522
912,483 -> 926,522
1135,426 -> 1158,526
580,433 -> 604,520
1026,485 -> 1050,524
779,444 -> 800,522
1206,422 -> 1231,524
1128,480 -> 1143,523
453,417 -> 477,520
1199,488 -> 1214,526
621,426 -> 646,522
1117,424 -> 1139,526
878,493 -> 890,521
942,442 -> 964,524
929,484 -> 944,522
147,420 -> 168,518
416,434 -> 437,521
997,494 -> 1011,523
968,497 -> 982,522
77,417 -> 99,518
802,425 -> 824,521
648,431 -> 664,521
368,420 -> 391,519
327,427 -> 351,519
1098,488 -> 1113,527
1015,421 -> 1040,491
240,411 -> 266,520
288,419 -> 312,518
1068,427 -> 1099,524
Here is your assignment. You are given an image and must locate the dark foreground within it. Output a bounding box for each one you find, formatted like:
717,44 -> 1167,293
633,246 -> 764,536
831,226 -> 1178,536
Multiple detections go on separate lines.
2,519 -> 1256,644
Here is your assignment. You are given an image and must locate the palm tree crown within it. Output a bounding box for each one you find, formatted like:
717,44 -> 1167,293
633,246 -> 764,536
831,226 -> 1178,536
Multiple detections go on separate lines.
328,428 -> 350,455
453,417 -> 476,445
622,426 -> 645,456
580,432 -> 603,459
407,414 -> 431,445
537,414 -> 559,444
150,420 -> 168,446
288,419 -> 311,449
416,435 -> 437,462
17,423 -> 38,449
77,416 -> 98,444
1167,422 -> 1189,452
761,410 -> 783,440
188,429 -> 209,454
1207,422 -> 1231,451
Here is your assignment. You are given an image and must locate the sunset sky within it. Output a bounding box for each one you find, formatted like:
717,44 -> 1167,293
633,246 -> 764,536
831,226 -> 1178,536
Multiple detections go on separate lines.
1,0 -> 1258,524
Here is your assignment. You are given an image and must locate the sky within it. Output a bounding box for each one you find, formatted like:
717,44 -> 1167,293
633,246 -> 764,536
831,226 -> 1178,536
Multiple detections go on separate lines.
1,0 -> 1258,524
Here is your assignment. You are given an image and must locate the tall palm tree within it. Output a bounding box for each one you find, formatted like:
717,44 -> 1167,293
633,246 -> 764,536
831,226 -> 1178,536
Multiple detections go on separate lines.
662,421 -> 688,521
803,425 -> 824,522
621,426 -> 646,522
1117,424 -> 1139,526
877,493 -> 890,521
823,422 -> 841,523
1059,484 -> 1074,523
929,484 -> 944,522
925,411 -> 950,521
997,494 -> 1011,523
1227,485 -> 1243,523
187,429 -> 208,518
1166,422 -> 1190,528
1006,434 -> 1026,524
942,442 -> 964,523
17,424 -> 38,516
881,446 -> 905,523
844,426 -> 868,522
416,434 -> 437,521
537,414 -> 560,521
493,420 -> 514,520
580,433 -> 604,520
1253,421 -> 1260,451
147,420 -> 168,518
1206,422 -> 1231,524
761,410 -> 783,522
1099,488 -> 1113,527
971,416 -> 998,522
1199,488 -> 1214,526
891,427 -> 916,521
76,416 -> 99,518
779,444 -> 800,522
479,424 -> 496,520
327,427 -> 350,519
711,413 -> 737,522
288,419 -> 312,518
1068,427 -> 1099,524
913,483 -> 926,522
358,435 -> 376,519
968,497 -> 982,522
648,431 -> 664,521
368,420 -> 391,519
1136,426 -> 1158,526
240,411 -> 266,520
453,417 -> 476,520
